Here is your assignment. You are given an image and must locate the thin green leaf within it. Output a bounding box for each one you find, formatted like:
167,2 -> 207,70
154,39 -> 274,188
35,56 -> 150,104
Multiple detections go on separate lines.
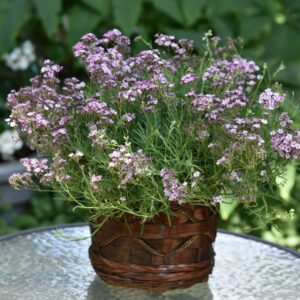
220,201 -> 239,220
276,163 -> 296,201
272,61 -> 285,79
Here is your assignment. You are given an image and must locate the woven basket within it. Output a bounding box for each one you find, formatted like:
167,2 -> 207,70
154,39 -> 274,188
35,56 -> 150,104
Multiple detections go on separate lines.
89,204 -> 217,291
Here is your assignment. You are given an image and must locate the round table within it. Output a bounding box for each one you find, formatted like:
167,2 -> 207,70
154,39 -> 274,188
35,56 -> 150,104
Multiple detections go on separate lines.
0,224 -> 299,300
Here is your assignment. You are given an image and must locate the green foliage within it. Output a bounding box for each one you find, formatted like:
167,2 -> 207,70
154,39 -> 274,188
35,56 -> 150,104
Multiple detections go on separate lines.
0,0 -> 30,54
0,0 -> 299,97
0,193 -> 86,235
67,5 -> 100,46
219,163 -> 300,251
33,0 -> 62,37
151,0 -> 184,24
82,0 -> 111,15
182,0 -> 206,26
112,0 -> 143,34
239,16 -> 270,41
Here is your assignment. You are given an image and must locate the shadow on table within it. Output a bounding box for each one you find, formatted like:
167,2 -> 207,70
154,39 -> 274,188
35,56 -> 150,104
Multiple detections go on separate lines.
87,275 -> 214,300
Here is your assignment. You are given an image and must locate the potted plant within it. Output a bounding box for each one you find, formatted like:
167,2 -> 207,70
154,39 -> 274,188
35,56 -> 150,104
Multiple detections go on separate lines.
7,29 -> 299,290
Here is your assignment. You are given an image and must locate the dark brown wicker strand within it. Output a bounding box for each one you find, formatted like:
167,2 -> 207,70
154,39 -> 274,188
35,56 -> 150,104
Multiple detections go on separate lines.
89,205 -> 217,291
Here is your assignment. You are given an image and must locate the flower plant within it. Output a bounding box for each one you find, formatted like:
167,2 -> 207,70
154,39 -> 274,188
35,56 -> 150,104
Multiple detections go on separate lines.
7,29 -> 299,225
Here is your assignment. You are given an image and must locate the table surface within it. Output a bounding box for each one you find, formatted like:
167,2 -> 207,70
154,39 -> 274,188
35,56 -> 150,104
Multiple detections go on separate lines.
0,224 -> 299,300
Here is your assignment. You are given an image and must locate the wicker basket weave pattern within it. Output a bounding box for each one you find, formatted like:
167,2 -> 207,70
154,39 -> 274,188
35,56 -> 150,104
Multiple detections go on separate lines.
89,205 -> 217,290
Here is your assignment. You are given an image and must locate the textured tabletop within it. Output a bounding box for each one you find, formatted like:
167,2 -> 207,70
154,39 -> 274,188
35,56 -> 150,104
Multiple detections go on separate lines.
0,225 -> 299,300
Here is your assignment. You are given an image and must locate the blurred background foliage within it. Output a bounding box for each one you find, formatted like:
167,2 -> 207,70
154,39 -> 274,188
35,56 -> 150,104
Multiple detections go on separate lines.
0,193 -> 87,235
0,0 -> 299,250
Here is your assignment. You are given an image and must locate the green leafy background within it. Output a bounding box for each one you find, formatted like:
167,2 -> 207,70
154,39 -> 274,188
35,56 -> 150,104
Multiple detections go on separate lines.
0,0 -> 299,251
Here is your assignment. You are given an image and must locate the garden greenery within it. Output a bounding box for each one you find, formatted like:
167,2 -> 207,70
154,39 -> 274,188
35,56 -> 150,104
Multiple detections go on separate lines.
7,29 -> 299,225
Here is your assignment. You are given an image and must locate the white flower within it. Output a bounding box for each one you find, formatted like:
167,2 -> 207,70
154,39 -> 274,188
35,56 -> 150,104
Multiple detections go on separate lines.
260,170 -> 267,177
75,150 -> 84,157
120,196 -> 126,201
0,130 -> 23,160
216,156 -> 227,166
68,149 -> 84,160
229,171 -> 241,182
212,195 -> 223,205
2,40 -> 36,71
76,82 -> 86,89
5,118 -> 16,127
193,171 -> 201,178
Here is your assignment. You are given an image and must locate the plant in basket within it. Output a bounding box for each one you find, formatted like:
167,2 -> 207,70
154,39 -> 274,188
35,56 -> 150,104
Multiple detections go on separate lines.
6,29 -> 299,290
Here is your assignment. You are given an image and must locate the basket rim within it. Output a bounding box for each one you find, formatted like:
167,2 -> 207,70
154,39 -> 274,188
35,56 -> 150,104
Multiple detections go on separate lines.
0,222 -> 299,258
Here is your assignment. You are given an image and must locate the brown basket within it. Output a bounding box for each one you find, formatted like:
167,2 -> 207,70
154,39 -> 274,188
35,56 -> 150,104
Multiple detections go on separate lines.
89,204 -> 217,291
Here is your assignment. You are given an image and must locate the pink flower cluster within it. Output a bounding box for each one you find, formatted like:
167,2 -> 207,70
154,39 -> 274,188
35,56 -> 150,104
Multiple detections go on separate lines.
5,29 -> 299,208
21,158 -> 49,174
87,124 -> 109,149
80,96 -> 117,124
160,169 -> 186,203
224,117 -> 267,147
180,73 -> 197,84
73,30 -> 130,88
202,56 -> 260,89
108,144 -> 151,186
279,112 -> 293,128
271,129 -> 300,159
6,60 -> 85,150
191,93 -> 219,112
9,158 -> 48,187
154,33 -> 193,55
189,87 -> 247,120
258,88 -> 285,110
91,175 -> 102,191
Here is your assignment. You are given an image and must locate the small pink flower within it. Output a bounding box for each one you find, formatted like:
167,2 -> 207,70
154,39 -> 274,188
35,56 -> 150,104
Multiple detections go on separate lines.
180,73 -> 197,84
